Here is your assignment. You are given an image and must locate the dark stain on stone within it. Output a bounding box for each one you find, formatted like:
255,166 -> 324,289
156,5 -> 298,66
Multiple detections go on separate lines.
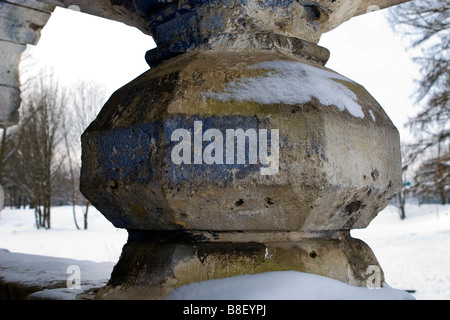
345,201 -> 361,215
371,169 -> 379,181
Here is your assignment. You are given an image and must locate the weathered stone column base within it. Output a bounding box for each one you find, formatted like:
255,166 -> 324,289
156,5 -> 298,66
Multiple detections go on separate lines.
95,231 -> 383,300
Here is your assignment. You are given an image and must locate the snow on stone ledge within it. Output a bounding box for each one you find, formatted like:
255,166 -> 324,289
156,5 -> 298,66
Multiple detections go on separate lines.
166,270 -> 415,300
203,60 -> 365,119
0,249 -> 115,300
0,249 -> 414,300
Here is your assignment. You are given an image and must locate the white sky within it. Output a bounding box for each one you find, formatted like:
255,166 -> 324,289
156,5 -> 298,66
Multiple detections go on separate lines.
25,6 -> 421,143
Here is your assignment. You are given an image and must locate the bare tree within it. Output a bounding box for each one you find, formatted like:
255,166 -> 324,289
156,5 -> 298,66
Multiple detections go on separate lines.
389,0 -> 450,203
0,128 -> 8,218
4,48 -> 106,228
6,72 -> 65,229
410,145 -> 450,205
1,125 -> 31,211
394,144 -> 413,219
61,80 -> 106,229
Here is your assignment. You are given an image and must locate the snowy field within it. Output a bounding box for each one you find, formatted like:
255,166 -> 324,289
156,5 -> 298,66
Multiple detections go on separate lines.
352,203 -> 450,300
0,206 -> 127,263
0,203 -> 449,300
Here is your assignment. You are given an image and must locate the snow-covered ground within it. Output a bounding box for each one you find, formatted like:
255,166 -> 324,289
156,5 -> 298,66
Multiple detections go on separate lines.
0,203 -> 448,299
0,206 -> 127,263
352,203 -> 450,300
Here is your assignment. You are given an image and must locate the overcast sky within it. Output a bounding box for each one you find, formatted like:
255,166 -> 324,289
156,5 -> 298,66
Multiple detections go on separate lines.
24,6 -> 421,143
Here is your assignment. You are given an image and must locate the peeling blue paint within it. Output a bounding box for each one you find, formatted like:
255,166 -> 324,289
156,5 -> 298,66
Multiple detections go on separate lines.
87,115 -> 285,189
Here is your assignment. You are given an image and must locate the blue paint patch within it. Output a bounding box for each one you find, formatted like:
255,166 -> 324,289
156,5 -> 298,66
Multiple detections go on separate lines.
87,115 -> 284,188
91,122 -> 162,183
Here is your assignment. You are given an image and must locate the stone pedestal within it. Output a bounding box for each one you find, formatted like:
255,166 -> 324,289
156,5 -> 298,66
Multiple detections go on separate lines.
78,0 -> 402,299
94,230 -> 383,299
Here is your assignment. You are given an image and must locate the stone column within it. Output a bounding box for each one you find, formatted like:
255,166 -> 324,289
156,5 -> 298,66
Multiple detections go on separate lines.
0,0 -> 54,128
79,0 -> 402,299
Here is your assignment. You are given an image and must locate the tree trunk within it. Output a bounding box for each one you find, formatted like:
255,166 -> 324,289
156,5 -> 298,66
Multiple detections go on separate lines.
397,190 -> 406,220
0,185 -> 4,219
72,204 -> 81,230
84,201 -> 90,230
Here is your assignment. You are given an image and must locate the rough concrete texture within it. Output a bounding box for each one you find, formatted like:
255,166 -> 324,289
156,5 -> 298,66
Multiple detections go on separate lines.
81,49 -> 402,232
36,1 -> 411,38
37,0 -> 149,33
95,231 -> 383,299
0,84 -> 21,127
0,40 -> 26,126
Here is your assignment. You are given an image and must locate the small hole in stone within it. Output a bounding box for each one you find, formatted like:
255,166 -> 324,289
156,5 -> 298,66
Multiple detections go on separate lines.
265,197 -> 275,205
345,201 -> 362,215
371,169 -> 379,181
235,199 -> 244,206
304,5 -> 321,20
309,250 -> 317,258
